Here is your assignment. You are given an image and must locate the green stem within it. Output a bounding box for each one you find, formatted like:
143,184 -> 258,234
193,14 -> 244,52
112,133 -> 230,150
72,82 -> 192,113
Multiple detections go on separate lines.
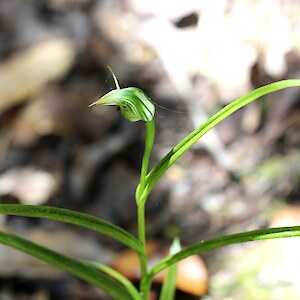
136,119 -> 155,300
139,120 -> 155,199
137,204 -> 148,298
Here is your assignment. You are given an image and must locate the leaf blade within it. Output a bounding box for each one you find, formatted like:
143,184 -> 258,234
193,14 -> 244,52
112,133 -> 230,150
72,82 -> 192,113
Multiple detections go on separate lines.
159,239 -> 181,300
0,230 -> 132,300
142,80 -> 300,197
84,261 -> 142,300
0,204 -> 142,253
148,226 -> 300,280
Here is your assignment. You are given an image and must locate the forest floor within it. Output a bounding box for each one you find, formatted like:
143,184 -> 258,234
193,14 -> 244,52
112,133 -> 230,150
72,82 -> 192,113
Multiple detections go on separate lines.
0,1 -> 300,299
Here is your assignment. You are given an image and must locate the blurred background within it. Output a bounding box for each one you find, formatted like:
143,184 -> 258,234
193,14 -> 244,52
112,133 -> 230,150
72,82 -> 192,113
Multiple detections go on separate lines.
0,0 -> 300,299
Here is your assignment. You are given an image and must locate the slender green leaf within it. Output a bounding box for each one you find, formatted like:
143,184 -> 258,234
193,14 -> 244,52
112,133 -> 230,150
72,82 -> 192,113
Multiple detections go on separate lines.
0,230 -> 132,300
140,80 -> 300,198
84,261 -> 142,300
0,204 -> 142,253
159,239 -> 181,300
147,226 -> 300,282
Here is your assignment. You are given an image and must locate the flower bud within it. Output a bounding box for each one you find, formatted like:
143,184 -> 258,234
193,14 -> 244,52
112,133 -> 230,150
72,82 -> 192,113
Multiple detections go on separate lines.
89,87 -> 155,122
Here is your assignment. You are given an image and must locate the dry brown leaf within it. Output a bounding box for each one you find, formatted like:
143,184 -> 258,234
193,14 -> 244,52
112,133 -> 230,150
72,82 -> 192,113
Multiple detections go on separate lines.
0,39 -> 75,113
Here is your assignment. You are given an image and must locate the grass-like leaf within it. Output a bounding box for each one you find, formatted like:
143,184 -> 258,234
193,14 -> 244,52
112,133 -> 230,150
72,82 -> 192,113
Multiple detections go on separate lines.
159,239 -> 181,300
84,261 -> 142,300
147,226 -> 300,283
0,230 -> 132,300
0,204 -> 142,253
141,80 -> 300,198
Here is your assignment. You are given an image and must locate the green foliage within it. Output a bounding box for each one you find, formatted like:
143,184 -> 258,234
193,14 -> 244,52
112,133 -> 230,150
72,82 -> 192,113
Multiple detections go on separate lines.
159,239 -> 181,300
83,261 -> 142,300
0,231 -> 132,300
0,204 -> 142,253
147,226 -> 300,281
139,80 -> 300,199
0,77 -> 300,300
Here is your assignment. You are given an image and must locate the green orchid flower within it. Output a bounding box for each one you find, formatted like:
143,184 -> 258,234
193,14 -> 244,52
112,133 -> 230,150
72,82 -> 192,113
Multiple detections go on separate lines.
89,67 -> 155,122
